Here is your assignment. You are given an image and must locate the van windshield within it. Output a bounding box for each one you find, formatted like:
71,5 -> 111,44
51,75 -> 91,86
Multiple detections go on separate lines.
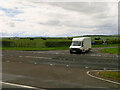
71,41 -> 82,46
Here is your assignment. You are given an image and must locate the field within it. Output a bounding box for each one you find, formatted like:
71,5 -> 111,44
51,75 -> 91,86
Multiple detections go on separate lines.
1,35 -> 119,51
1,44 -> 119,51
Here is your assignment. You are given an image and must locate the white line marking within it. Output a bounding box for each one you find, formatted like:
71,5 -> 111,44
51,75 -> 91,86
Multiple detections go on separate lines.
25,56 -> 52,59
0,81 -> 38,89
0,55 -> 3,56
55,53 -> 58,54
6,61 -> 10,62
34,57 -> 52,59
34,62 -> 37,64
93,70 -> 120,72
19,62 -> 22,63
25,56 -> 31,58
50,64 -> 53,66
85,67 -> 88,69
86,70 -> 120,85
66,65 -> 69,67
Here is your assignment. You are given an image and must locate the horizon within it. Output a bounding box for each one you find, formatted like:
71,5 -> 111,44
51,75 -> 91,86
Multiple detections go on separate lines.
1,34 -> 119,38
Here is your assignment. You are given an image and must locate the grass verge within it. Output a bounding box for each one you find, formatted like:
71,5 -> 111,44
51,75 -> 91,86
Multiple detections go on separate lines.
99,47 -> 119,55
1,47 -> 69,51
1,44 -> 119,51
92,44 -> 119,48
99,71 -> 120,82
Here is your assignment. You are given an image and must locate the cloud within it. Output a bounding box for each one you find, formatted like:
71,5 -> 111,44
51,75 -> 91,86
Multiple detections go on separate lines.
0,1 -> 118,37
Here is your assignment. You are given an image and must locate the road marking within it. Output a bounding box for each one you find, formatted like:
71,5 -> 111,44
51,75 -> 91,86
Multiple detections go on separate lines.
25,56 -> 52,59
93,70 -> 120,72
34,62 -> 37,64
103,68 -> 106,70
85,67 -> 88,69
0,55 -> 3,56
0,81 -> 38,89
91,55 -> 95,56
6,61 -> 10,62
86,70 -> 120,85
19,62 -> 22,63
66,65 -> 69,67
55,53 -> 58,54
50,64 -> 53,66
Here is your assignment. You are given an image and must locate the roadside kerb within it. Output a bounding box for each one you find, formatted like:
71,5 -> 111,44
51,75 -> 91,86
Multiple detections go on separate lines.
86,70 -> 120,85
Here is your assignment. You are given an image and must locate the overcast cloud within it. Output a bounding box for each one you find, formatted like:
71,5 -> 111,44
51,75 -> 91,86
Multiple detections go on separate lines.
0,0 -> 118,37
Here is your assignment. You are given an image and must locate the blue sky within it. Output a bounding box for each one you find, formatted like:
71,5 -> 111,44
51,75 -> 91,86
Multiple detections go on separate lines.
0,6 -> 24,17
0,0 -> 118,37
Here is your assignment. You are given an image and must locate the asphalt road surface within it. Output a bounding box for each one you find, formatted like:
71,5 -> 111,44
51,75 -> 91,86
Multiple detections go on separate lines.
1,47 -> 120,89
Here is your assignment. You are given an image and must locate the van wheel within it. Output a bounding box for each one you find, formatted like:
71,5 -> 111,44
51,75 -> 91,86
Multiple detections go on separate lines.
88,48 -> 91,52
82,49 -> 85,53
70,50 -> 73,54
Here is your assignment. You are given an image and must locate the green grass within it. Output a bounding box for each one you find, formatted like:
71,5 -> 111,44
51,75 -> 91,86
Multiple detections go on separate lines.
1,46 -> 69,51
1,37 -> 119,51
92,44 -> 119,48
99,71 -> 120,82
1,44 -> 118,51
99,47 -> 119,55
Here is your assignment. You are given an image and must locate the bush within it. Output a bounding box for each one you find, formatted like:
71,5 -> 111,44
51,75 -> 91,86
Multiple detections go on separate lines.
68,38 -> 73,40
94,37 -> 101,40
2,41 -> 15,47
92,40 -> 120,45
41,38 -> 46,40
106,40 -> 120,44
45,41 -> 71,47
92,41 -> 103,45
30,38 -> 34,40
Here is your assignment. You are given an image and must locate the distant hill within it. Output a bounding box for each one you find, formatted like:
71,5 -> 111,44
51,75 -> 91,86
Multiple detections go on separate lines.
67,35 -> 119,38
1,34 -> 119,39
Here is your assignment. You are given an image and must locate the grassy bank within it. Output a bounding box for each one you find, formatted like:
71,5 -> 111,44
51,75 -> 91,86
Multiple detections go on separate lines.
99,47 -> 119,55
2,46 -> 69,51
92,44 -> 119,48
99,71 -> 120,82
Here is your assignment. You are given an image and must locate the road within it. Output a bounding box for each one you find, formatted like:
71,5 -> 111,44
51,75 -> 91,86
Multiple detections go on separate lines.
1,47 -> 119,89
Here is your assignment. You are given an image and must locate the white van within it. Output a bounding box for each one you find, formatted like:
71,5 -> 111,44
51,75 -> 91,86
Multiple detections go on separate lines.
69,37 -> 91,54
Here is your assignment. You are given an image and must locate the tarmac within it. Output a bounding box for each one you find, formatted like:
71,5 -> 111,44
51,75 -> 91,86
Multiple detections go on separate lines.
1,47 -> 119,89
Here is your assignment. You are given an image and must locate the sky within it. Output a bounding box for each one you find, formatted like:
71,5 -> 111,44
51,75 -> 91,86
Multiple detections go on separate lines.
0,0 -> 118,37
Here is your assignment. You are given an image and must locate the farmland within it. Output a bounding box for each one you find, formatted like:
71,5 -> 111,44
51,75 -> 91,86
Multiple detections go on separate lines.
1,35 -> 119,51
